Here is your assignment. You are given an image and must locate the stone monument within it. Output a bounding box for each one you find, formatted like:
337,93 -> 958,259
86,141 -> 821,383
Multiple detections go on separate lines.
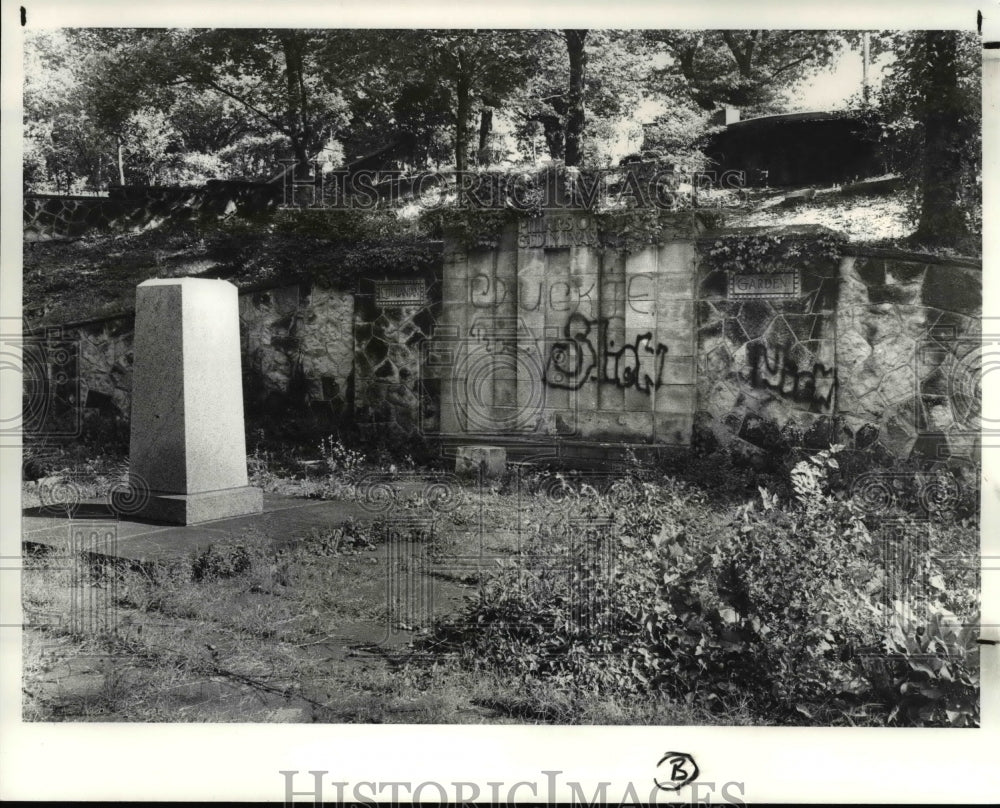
128,278 -> 263,524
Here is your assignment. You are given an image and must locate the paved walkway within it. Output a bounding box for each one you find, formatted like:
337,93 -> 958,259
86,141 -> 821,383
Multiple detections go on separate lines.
22,493 -> 381,563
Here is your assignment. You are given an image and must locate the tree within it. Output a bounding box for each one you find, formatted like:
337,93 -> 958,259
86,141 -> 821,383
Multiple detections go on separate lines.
512,30 -> 652,165
68,29 -> 352,179
564,30 -> 588,167
646,30 -> 851,114
875,30 -> 980,248
394,30 -> 534,173
23,30 -> 108,191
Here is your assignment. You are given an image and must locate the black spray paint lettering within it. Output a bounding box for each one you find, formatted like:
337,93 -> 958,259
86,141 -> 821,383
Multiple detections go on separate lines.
544,312 -> 668,393
746,342 -> 837,409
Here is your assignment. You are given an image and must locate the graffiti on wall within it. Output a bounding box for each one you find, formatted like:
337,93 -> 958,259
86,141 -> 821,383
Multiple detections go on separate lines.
745,342 -> 837,409
544,312 -> 669,393
470,273 -> 655,314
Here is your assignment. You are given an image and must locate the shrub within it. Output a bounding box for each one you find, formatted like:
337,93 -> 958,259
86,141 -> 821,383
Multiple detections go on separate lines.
192,543 -> 254,581
862,601 -> 979,727
449,445 -> 978,725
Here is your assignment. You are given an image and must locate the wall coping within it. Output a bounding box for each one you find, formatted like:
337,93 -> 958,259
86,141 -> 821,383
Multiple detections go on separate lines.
841,244 -> 981,270
698,225 -> 981,269
29,231 -> 980,332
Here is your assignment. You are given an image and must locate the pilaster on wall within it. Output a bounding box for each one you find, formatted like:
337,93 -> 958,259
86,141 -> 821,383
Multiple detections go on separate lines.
353,269 -> 441,444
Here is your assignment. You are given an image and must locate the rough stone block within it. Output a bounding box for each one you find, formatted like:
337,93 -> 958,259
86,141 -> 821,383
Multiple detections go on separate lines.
922,265 -> 981,314
455,445 -> 507,479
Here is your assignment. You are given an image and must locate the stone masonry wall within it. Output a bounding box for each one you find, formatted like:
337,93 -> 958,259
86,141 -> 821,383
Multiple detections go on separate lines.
695,236 -> 840,454
836,252 -> 981,461
352,269 -> 441,443
694,238 -> 981,463
38,223 -> 981,466
59,280 -> 356,436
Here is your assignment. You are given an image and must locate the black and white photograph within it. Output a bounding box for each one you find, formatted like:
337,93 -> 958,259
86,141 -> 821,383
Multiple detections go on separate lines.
1,0 -> 997,803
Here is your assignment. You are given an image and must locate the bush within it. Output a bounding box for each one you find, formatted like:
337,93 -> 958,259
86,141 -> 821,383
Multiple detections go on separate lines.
191,543 -> 254,582
862,602 -> 979,727
446,446 -> 979,725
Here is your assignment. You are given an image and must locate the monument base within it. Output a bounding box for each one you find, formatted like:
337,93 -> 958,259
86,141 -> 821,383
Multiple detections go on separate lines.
135,486 -> 264,526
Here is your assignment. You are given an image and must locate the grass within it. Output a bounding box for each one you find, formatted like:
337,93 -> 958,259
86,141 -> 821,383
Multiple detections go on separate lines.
21,446 -> 979,725
20,458 -> 742,724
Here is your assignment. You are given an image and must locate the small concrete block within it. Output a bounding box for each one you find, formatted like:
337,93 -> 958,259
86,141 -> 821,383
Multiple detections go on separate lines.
455,445 -> 507,479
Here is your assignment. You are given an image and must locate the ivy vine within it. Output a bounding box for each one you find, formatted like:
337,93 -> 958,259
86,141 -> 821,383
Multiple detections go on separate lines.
697,229 -> 846,275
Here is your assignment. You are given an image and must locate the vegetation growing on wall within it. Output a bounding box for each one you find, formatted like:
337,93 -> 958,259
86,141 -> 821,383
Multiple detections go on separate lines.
697,228 -> 846,274
206,209 -> 441,289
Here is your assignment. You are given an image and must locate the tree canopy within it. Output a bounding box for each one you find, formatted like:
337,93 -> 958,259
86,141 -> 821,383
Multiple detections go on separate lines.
22,27 -> 982,249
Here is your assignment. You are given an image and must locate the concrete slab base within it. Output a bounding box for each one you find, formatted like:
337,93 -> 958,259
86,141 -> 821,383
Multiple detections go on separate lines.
135,486 -> 264,526
22,494 -> 374,564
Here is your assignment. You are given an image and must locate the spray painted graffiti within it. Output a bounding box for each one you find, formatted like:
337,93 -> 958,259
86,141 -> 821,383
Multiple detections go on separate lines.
470,274 -> 654,314
544,312 -> 669,393
745,342 -> 837,409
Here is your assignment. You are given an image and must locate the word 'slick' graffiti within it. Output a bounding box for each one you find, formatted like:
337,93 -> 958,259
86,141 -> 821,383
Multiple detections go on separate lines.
745,343 -> 837,409
544,313 -> 668,394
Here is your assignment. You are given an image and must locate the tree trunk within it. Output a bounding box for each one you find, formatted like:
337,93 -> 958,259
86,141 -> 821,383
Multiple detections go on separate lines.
455,74 -> 471,174
116,138 -> 126,185
564,29 -> 588,167
914,31 -> 968,246
542,120 -> 565,161
477,107 -> 494,166
280,33 -> 312,180
289,136 -> 310,173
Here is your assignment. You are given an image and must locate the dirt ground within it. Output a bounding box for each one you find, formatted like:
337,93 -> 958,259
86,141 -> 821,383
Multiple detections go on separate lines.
22,474 -> 722,725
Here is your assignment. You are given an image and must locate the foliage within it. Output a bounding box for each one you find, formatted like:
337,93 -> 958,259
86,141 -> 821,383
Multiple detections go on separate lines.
24,29 -> 356,190
698,229 -> 846,274
646,31 -> 853,113
594,207 -> 719,252
509,31 -> 654,166
23,30 -> 109,192
343,30 -> 537,174
202,209 -> 440,289
789,443 -> 844,506
870,31 -> 980,249
420,205 -> 520,250
300,518 -> 380,556
638,104 -> 714,170
864,601 -> 979,727
192,543 -> 254,582
444,447 -> 979,725
319,436 -> 366,477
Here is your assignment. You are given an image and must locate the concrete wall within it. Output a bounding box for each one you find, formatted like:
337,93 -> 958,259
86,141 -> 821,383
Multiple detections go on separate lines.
430,214 -> 698,448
